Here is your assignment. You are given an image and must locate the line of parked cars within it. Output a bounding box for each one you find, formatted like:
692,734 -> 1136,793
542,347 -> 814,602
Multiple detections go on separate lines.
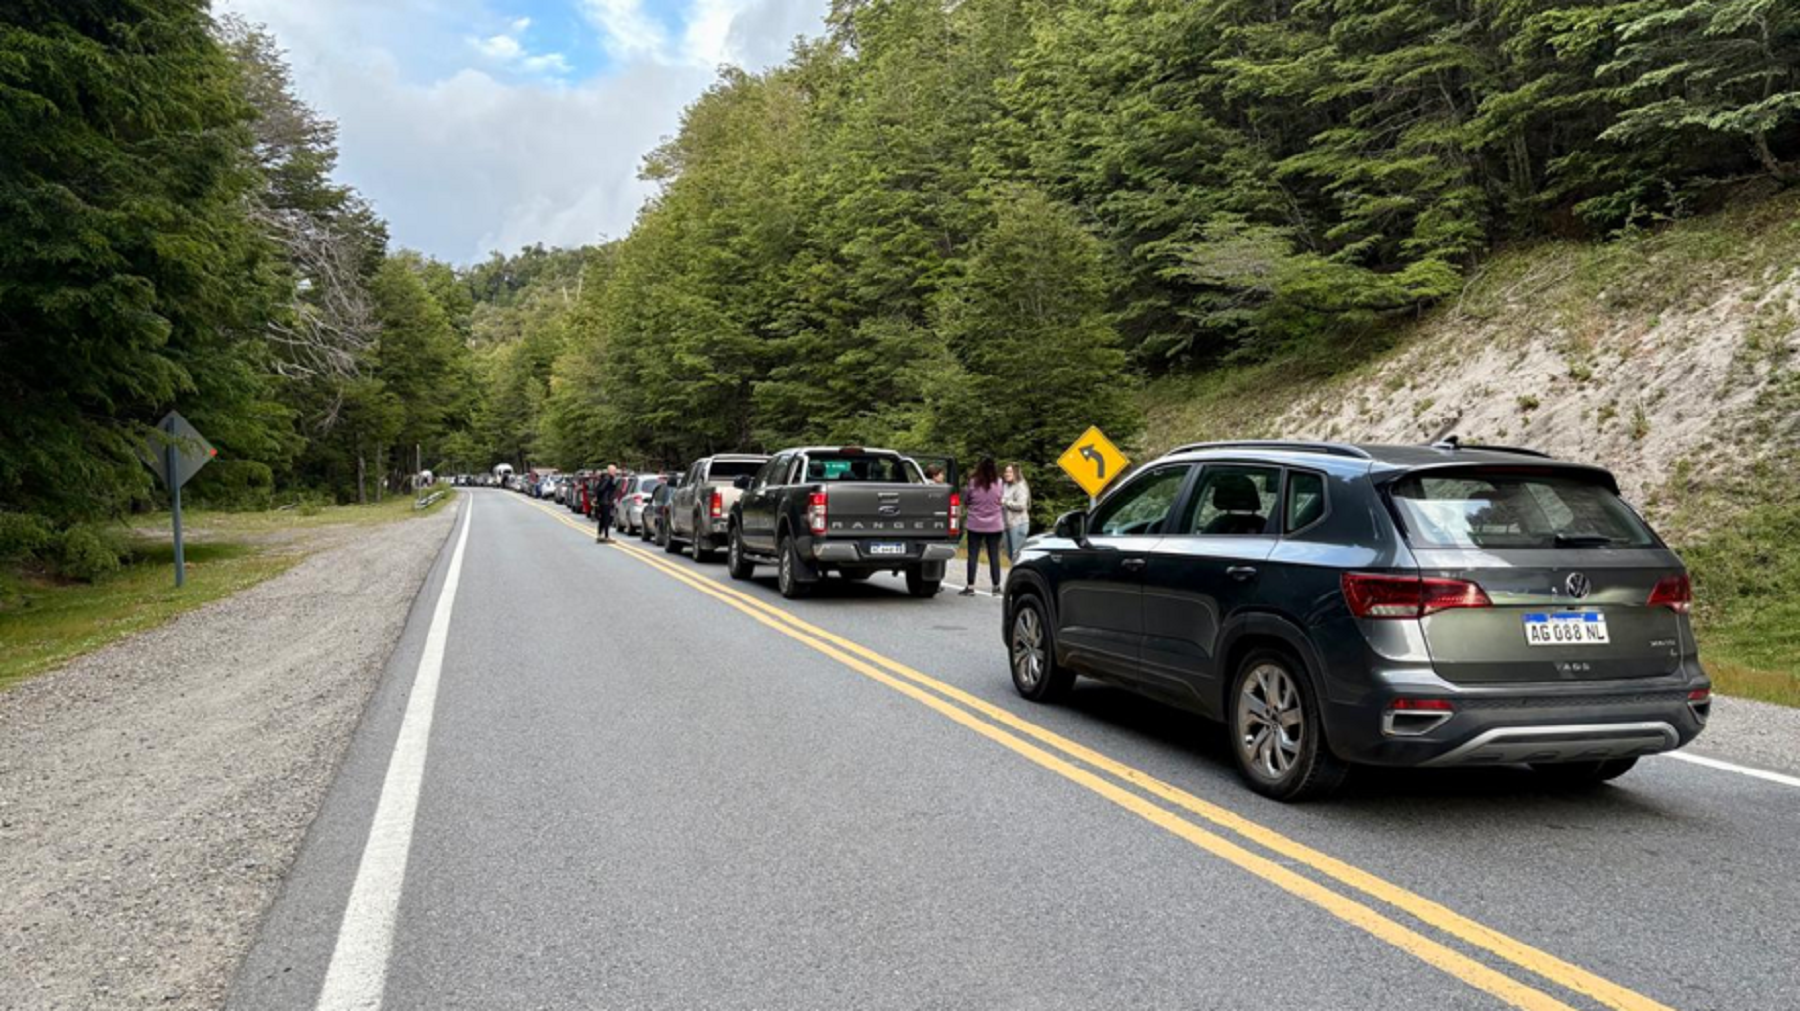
499,447 -> 962,597
492,436 -> 1711,802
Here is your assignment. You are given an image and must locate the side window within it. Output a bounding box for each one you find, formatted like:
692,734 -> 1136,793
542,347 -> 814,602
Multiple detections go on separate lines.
1090,466 -> 1190,537
755,456 -> 784,490
1285,470 -> 1327,533
1180,465 -> 1281,536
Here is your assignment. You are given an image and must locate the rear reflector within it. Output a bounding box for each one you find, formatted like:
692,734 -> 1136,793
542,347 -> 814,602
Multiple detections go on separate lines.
1342,573 -> 1491,619
1648,573 -> 1692,613
1686,688 -> 1710,702
1389,698 -> 1455,711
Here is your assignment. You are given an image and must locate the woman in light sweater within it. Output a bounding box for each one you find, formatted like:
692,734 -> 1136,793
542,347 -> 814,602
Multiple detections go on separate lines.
1002,463 -> 1031,562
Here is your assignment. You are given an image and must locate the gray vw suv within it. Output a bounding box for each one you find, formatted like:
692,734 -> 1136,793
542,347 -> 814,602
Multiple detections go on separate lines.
1002,439 -> 1710,801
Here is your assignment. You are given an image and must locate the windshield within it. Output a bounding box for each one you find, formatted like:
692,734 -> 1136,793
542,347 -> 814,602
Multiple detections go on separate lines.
1389,470 -> 1655,549
804,454 -> 918,483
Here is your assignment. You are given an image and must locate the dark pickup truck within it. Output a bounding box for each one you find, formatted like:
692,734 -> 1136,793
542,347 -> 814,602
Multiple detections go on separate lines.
726,446 -> 960,598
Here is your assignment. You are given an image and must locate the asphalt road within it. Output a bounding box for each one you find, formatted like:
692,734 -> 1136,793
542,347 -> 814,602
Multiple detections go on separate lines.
230,489 -> 1799,1010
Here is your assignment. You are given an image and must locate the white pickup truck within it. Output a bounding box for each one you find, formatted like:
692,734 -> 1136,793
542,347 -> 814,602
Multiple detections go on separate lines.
664,454 -> 770,560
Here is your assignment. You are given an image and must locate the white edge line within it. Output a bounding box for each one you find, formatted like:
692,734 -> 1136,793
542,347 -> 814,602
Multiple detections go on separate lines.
315,496 -> 473,1011
1663,750 -> 1800,789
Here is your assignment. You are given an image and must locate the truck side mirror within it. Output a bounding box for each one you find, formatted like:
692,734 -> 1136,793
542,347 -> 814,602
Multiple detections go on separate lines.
733,474 -> 752,490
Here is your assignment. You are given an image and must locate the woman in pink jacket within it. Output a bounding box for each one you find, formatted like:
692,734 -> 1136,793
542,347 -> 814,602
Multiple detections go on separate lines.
962,457 -> 1006,596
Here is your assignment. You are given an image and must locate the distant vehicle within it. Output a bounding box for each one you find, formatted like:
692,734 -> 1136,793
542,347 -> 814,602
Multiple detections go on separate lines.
616,474 -> 665,536
727,446 -> 958,599
667,454 -> 769,561
566,470 -> 592,513
1002,438 -> 1711,801
644,475 -> 682,545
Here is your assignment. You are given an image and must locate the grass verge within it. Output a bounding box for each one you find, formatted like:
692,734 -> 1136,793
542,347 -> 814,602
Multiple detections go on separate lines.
0,488 -> 455,692
1682,491 -> 1800,707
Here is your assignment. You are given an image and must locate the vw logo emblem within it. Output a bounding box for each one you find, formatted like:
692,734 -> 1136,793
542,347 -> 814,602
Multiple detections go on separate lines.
1565,572 -> 1592,599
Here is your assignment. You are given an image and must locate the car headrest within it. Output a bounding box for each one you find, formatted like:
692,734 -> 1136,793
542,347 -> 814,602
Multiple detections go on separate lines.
1212,474 -> 1262,512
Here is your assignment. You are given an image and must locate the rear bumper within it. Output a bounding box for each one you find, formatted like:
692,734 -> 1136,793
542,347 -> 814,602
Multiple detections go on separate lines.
810,539 -> 958,564
1322,662 -> 1710,767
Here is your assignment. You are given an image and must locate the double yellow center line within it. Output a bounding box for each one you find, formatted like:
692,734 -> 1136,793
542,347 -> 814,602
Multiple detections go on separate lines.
531,499 -> 1672,1011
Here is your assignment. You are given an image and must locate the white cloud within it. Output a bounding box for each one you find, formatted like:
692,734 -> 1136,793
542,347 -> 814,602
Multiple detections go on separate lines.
578,0 -> 672,61
474,33 -> 526,60
221,0 -> 830,262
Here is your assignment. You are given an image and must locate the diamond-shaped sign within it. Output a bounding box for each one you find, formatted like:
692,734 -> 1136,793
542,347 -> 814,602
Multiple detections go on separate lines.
139,411 -> 216,490
1057,426 -> 1129,499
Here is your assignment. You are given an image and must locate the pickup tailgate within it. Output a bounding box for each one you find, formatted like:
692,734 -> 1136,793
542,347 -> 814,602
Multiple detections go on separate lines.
822,483 -> 954,539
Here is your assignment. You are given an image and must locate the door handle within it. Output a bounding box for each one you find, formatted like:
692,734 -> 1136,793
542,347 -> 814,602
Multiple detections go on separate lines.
1227,566 -> 1258,581
1121,558 -> 1147,572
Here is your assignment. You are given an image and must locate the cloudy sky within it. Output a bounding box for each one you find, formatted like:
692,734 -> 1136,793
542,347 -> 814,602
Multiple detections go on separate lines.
220,0 -> 829,263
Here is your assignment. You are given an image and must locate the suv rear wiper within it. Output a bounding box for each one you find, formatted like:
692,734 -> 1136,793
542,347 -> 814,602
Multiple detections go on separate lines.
1554,533 -> 1622,548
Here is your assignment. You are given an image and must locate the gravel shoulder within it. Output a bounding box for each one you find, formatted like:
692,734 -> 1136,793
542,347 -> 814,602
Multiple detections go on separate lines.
0,498 -> 459,1010
1685,693 -> 1800,778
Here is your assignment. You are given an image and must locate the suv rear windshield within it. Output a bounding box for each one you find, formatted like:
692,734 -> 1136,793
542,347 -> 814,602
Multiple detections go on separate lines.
707,459 -> 764,480
1389,470 -> 1655,549
804,454 -> 918,483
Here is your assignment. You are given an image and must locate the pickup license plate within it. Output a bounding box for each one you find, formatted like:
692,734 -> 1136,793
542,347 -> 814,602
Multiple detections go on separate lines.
1523,612 -> 1609,646
866,542 -> 907,557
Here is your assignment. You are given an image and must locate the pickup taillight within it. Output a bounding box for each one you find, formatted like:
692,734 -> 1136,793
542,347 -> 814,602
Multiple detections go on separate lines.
949,492 -> 961,536
710,490 -> 723,519
808,492 -> 828,535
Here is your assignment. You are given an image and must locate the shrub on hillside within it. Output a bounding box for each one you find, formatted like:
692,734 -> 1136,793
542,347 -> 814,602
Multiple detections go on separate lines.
0,512 -> 56,561
53,526 -> 127,583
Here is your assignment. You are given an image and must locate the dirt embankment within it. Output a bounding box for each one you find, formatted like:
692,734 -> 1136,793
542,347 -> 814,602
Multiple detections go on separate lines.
1145,196 -> 1800,533
0,501 -> 458,1010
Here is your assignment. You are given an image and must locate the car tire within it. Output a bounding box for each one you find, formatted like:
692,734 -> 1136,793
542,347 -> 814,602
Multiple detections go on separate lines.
904,567 -> 941,598
690,515 -> 712,562
726,528 -> 754,581
1228,648 -> 1348,802
1008,594 -> 1073,703
661,523 -> 680,553
639,520 -> 653,542
1529,757 -> 1638,786
777,535 -> 811,599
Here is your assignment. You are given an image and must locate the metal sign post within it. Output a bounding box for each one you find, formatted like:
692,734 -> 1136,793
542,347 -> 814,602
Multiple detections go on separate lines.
139,411 -> 216,588
167,435 -> 186,587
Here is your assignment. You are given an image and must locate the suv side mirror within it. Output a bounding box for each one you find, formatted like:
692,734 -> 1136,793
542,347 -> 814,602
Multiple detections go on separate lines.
733,474 -> 752,490
1054,509 -> 1089,544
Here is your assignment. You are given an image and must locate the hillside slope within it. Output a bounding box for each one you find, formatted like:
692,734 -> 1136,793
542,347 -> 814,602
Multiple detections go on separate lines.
1142,194 -> 1800,704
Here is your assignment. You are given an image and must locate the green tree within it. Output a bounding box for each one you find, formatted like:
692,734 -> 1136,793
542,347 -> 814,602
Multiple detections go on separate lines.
0,0 -> 293,521
932,188 -> 1139,478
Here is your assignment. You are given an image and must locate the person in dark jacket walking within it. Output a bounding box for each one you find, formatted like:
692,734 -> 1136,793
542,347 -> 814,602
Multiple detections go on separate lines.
594,465 -> 620,542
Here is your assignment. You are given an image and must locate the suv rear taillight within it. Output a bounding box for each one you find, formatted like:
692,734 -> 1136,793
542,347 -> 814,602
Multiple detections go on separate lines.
808,492 -> 828,535
1648,574 -> 1692,614
949,492 -> 961,536
1342,573 -> 1491,619
710,490 -> 723,519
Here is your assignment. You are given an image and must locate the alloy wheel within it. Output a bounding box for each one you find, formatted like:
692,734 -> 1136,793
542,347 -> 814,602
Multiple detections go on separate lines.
1011,607 -> 1045,691
1237,662 -> 1303,780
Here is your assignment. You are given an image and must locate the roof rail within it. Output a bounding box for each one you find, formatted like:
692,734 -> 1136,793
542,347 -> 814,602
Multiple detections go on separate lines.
1170,440 -> 1373,460
1429,435 -> 1551,459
